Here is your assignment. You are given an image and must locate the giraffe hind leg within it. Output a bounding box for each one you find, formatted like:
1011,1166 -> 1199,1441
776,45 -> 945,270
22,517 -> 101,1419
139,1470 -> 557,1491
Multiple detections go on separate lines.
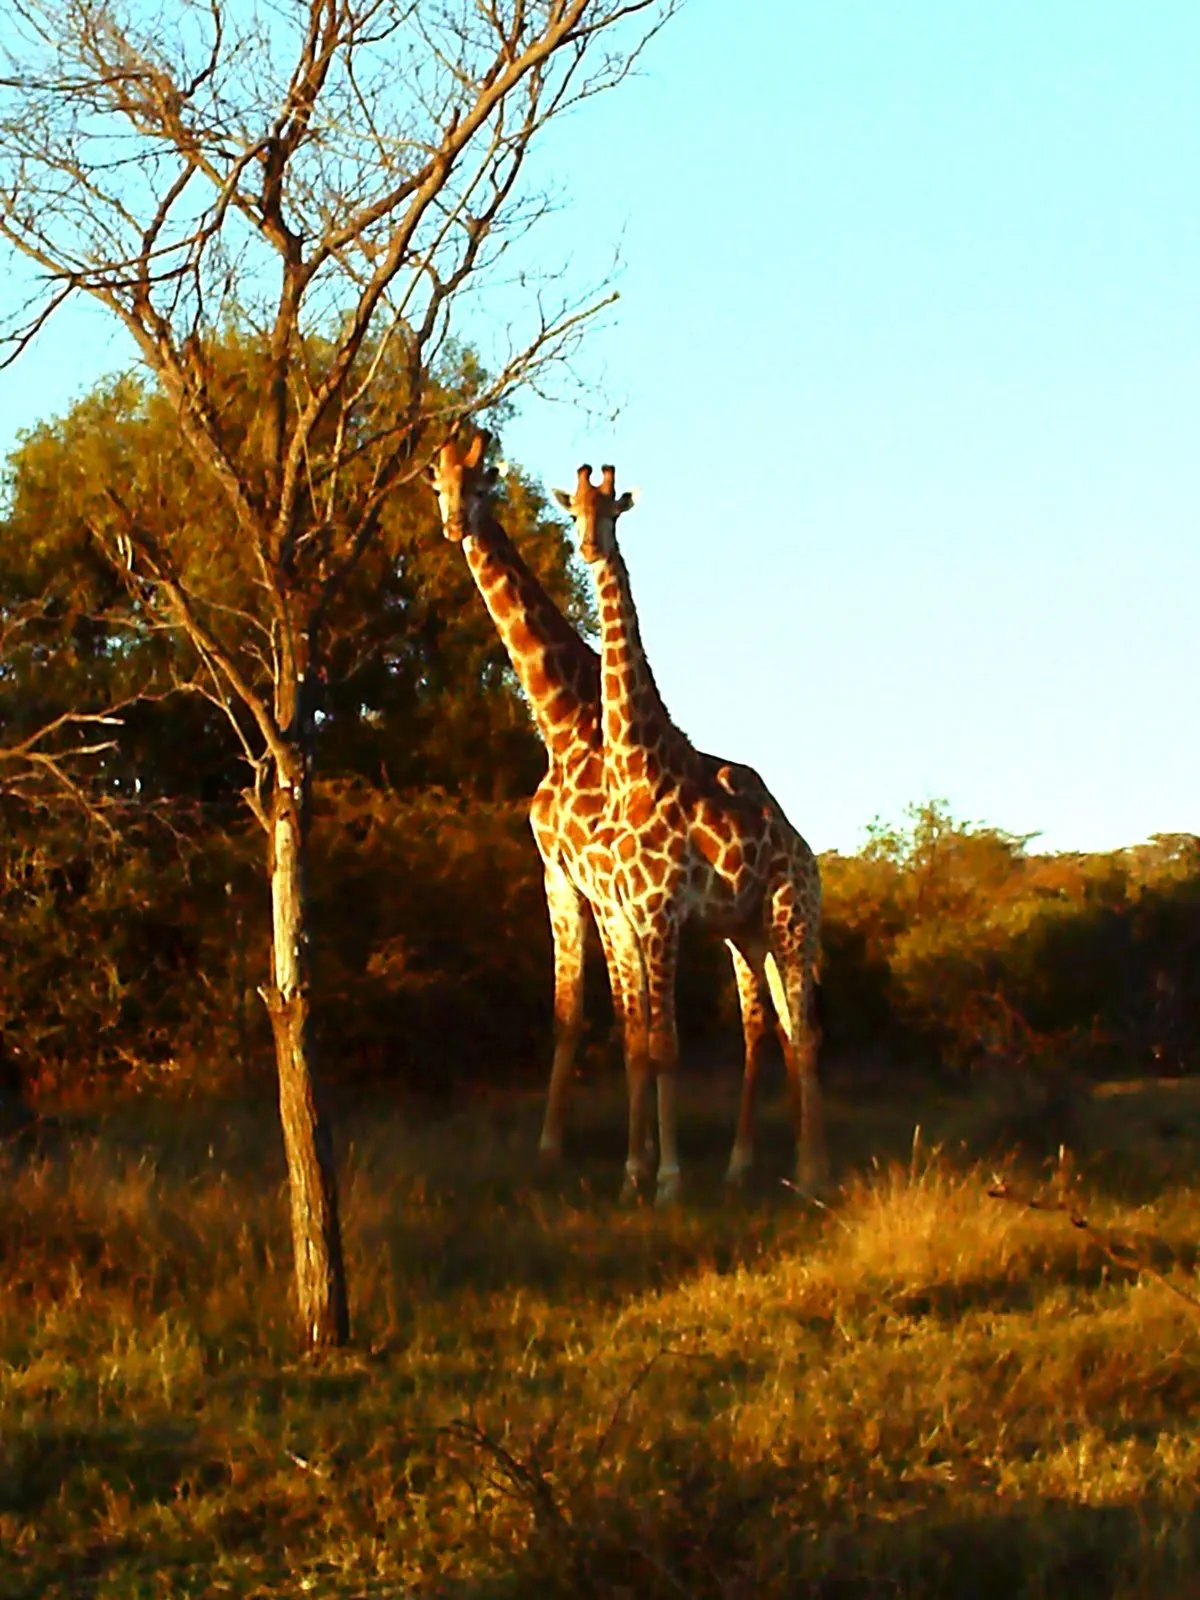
768,897 -> 829,1196
725,938 -> 772,1187
655,1070 -> 681,1206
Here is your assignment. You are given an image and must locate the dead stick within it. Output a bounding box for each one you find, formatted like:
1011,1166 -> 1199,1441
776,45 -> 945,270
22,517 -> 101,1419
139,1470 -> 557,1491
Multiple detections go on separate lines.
987,1180 -> 1200,1318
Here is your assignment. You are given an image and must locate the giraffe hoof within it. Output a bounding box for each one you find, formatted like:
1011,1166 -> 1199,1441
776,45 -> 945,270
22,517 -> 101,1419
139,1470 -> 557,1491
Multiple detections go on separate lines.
654,1172 -> 682,1208
536,1143 -> 564,1169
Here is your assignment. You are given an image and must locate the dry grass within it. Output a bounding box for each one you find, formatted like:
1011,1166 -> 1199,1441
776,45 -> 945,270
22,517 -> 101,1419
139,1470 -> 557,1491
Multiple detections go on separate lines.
2,1071 -> 1200,1597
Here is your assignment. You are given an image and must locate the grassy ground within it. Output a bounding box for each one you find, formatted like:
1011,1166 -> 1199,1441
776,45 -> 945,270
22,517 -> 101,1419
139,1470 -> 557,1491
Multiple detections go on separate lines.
3,1061 -> 1200,1598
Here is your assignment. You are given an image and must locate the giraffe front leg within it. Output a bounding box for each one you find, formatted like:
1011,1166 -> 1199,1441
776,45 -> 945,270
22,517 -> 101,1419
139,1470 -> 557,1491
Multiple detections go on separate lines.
598,910 -> 655,1187
655,1070 -> 681,1206
645,918 -> 682,1208
622,1047 -> 653,1204
538,866 -> 587,1165
724,938 -> 771,1188
609,913 -> 652,1203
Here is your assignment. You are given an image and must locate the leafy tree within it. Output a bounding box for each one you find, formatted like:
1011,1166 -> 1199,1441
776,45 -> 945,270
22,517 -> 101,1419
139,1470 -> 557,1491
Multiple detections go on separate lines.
0,347 -> 595,1108
1,347 -> 591,808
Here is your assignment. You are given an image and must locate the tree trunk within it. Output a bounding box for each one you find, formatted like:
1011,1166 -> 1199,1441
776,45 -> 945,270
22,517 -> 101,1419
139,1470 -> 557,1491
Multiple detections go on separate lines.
264,748 -> 350,1349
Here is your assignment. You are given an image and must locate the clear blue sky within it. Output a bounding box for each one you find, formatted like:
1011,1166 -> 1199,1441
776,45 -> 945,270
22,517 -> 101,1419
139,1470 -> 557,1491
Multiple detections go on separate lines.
3,0 -> 1199,855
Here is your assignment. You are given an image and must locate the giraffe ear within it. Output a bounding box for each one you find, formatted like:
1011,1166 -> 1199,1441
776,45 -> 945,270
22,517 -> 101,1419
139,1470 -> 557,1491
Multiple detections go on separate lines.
616,490 -> 637,514
463,430 -> 487,468
551,488 -> 573,511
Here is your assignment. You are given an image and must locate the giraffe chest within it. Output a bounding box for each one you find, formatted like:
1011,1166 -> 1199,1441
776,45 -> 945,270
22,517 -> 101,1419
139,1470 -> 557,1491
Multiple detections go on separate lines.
602,788 -> 771,927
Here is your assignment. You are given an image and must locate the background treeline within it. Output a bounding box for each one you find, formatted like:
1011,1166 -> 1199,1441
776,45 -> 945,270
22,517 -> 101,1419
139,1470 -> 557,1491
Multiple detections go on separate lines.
821,806 -> 1200,1081
8,790 -> 1200,1106
4,357 -> 1200,1104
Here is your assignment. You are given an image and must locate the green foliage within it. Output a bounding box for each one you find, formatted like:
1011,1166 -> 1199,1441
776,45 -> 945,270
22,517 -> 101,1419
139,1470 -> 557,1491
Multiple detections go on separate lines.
0,333 -> 592,805
0,341 -> 600,1101
822,802 -> 1200,1077
0,803 -> 264,1101
9,774 -> 1200,1103
0,780 -> 575,1102
307,782 -> 554,1088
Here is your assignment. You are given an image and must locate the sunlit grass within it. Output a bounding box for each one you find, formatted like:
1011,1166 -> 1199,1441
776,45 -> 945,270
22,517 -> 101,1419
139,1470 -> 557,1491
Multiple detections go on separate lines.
2,1073 -> 1200,1596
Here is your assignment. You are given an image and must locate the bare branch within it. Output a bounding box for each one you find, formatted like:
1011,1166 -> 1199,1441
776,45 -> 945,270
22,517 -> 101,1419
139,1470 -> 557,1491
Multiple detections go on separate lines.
988,1177 -> 1200,1319
93,491 -> 285,786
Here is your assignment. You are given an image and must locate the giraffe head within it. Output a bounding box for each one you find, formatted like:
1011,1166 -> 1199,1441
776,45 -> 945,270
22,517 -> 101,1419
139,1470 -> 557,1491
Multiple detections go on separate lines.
552,463 -> 636,563
426,428 -> 498,542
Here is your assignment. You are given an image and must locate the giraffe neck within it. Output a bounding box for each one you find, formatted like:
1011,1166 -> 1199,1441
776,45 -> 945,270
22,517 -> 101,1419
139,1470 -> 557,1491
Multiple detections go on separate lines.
592,544 -> 690,789
462,512 -> 599,756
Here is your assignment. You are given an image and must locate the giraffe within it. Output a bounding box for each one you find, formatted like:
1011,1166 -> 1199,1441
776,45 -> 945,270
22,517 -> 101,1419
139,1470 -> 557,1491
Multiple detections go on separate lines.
427,430 -> 796,1195
552,463 -> 827,1205
426,430 -> 617,1165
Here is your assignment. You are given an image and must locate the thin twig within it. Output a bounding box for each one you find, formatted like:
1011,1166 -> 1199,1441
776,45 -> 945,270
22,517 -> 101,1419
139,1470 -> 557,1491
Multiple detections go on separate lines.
987,1178 -> 1200,1318
442,1418 -> 566,1530
591,1345 -> 664,1468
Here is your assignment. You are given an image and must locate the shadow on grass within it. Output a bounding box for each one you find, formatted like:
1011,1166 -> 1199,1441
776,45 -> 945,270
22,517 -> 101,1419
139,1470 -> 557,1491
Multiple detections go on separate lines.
0,1418 -> 201,1518
921,1070 -> 1200,1202
18,1072 -> 1200,1346
365,1189 -> 803,1322
444,1444 -> 1200,1600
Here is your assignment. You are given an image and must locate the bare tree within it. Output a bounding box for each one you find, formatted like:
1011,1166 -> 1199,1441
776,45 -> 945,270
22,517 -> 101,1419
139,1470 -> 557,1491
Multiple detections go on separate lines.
0,0 -> 675,1349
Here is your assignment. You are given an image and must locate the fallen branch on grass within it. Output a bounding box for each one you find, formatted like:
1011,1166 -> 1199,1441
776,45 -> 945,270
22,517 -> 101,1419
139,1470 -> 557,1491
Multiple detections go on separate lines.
987,1177 -> 1200,1319
441,1345 -> 713,1598
443,1417 -> 567,1532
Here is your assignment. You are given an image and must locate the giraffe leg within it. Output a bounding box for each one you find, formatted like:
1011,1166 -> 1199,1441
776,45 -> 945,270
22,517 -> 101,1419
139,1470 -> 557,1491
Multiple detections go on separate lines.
537,865 -> 587,1164
597,912 -> 654,1175
767,889 -> 828,1196
724,938 -> 771,1186
655,1069 -> 680,1206
644,918 -> 682,1207
594,915 -> 629,1060
621,1035 -> 653,1203
610,914 -> 652,1203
